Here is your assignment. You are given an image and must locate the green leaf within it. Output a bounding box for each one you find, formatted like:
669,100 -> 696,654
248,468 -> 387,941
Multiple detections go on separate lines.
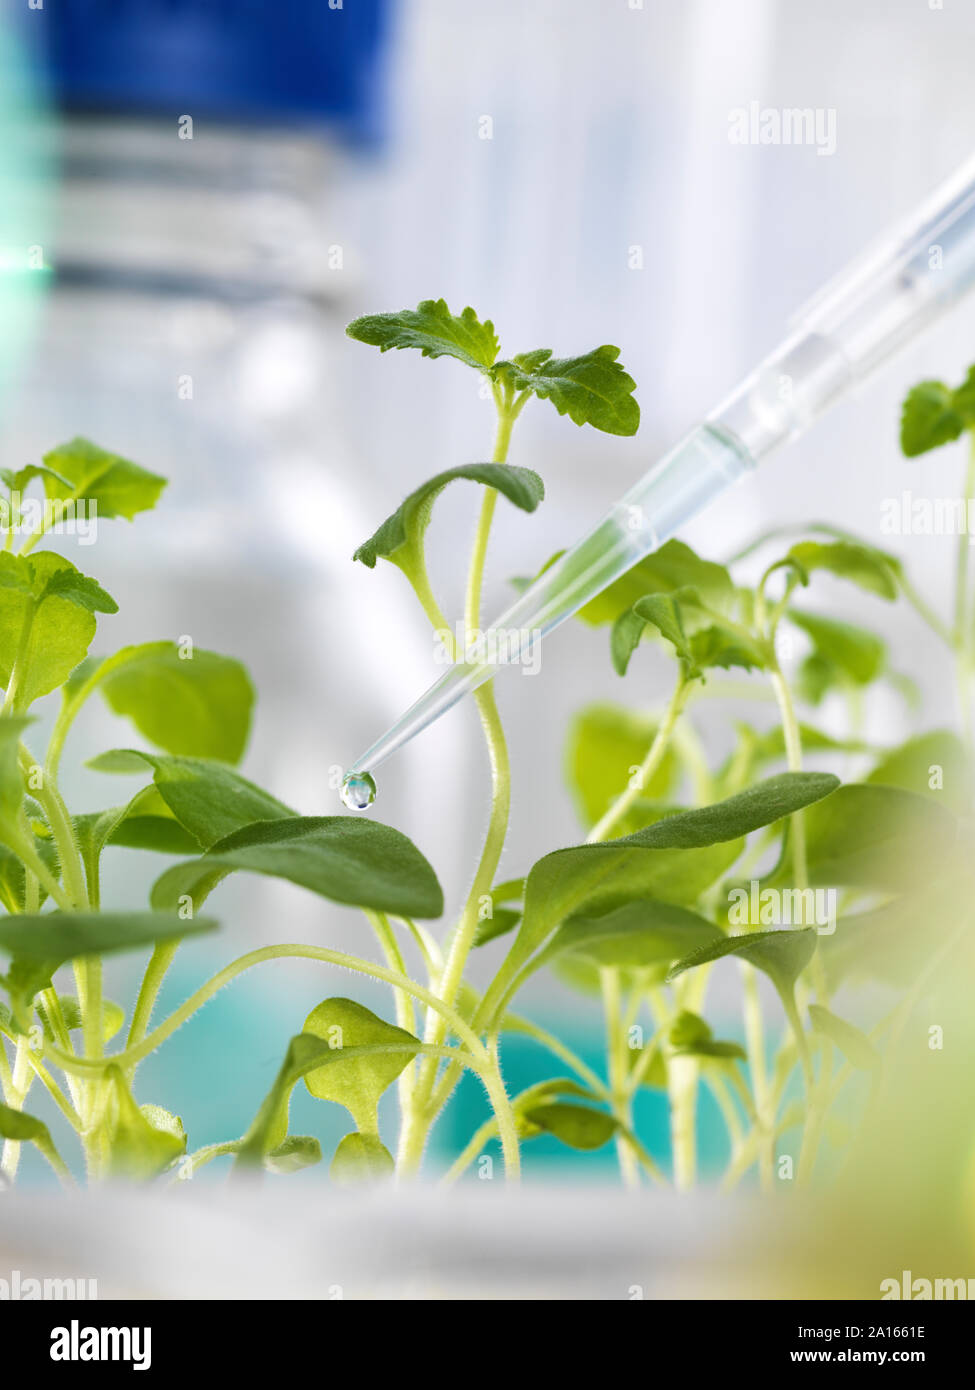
674,1038 -> 747,1061
611,591 -> 700,676
630,1041 -> 667,1089
329,1131 -> 394,1184
492,345 -> 639,436
566,702 -> 679,831
346,299 -> 499,370
503,772 -> 838,985
471,879 -> 526,946
79,643 -> 254,764
0,846 -> 26,913
821,872 -> 968,988
151,816 -> 444,919
353,464 -> 544,571
789,609 -> 886,690
0,959 -> 60,1030
236,1032 -> 424,1170
950,364 -> 975,420
0,553 -> 117,707
301,998 -> 420,1132
265,1134 -> 322,1175
668,1010 -> 712,1048
541,900 -> 722,974
0,910 -> 216,965
667,928 -> 817,1000
808,1004 -> 879,1070
74,788 -> 201,889
688,623 -> 768,674
1,464 -> 49,494
103,1068 -> 185,1180
0,1101 -> 67,1175
574,540 -> 734,626
512,1076 -> 603,1108
785,783 -> 957,890
797,654 -> 842,707
38,437 -> 166,520
866,730 -> 969,813
40,567 -> 117,614
784,540 -> 899,601
473,906 -> 522,948
736,722 -> 870,768
900,380 -> 967,457
0,1101 -> 53,1144
518,1101 -> 619,1150
138,1104 -> 186,1145
87,749 -> 293,849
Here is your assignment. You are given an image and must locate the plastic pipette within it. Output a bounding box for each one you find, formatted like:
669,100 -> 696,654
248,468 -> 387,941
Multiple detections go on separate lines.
342,152 -> 975,807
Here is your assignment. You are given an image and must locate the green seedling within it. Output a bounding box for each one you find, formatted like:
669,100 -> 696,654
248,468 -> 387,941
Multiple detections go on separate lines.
0,318 -> 971,1196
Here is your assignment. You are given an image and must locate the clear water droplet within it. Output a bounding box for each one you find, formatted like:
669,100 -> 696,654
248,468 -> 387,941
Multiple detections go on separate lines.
340,771 -> 377,811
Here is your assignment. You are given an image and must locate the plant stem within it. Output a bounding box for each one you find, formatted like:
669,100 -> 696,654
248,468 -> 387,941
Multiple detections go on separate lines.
483,1035 -> 520,1182
172,1139 -> 241,1180
0,1040 -> 14,1101
397,395 -> 520,1176
20,1051 -> 82,1130
767,665 -> 808,892
782,990 -> 814,1092
367,911 -> 416,1035
600,967 -> 640,1188
587,671 -> 692,842
367,910 -> 418,1112
500,1011 -> 609,1098
441,1115 -> 500,1184
0,600 -> 36,713
669,1052 -> 698,1191
740,962 -> 774,1191
953,437 -> 975,755
18,749 -> 88,909
127,942 -> 179,1061
0,1043 -> 32,1180
398,916 -> 443,983
899,575 -> 954,647
704,1071 -> 743,1151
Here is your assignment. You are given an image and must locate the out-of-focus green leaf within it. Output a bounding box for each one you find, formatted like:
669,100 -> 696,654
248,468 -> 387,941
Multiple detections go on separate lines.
808,1004 -> 879,1070
329,1132 -> 394,1184
866,730 -> 969,813
566,703 -> 679,831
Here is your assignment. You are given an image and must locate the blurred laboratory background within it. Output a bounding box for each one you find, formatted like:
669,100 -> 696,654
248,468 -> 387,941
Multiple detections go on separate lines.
1,0 -> 973,1179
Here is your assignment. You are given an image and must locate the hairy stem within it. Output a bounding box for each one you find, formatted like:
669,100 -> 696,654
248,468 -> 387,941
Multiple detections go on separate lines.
367,910 -> 418,1113
587,670 -> 692,842
398,396 -> 519,1175
54,944 -> 486,1072
767,665 -> 808,892
126,941 -> 180,1067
